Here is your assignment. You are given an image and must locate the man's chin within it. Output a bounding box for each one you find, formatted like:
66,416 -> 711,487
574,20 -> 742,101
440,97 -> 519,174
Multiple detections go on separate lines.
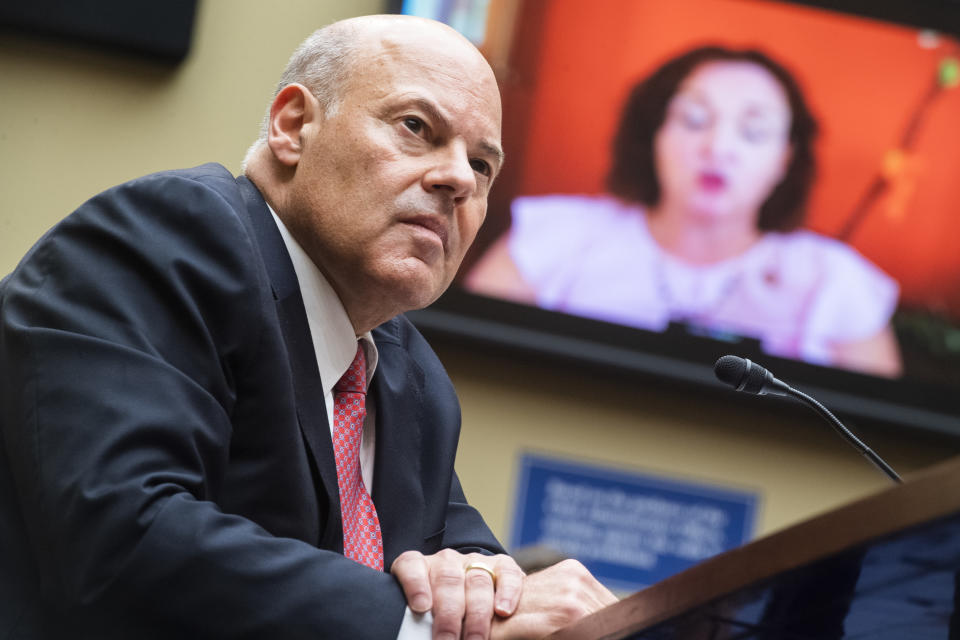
380,270 -> 448,314
401,282 -> 447,313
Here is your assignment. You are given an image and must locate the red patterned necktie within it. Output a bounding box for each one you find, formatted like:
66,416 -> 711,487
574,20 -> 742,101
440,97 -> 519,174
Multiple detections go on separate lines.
332,343 -> 384,570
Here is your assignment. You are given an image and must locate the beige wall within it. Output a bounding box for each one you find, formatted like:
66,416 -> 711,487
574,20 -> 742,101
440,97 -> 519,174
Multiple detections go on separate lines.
0,0 -> 383,269
442,342 -> 956,541
1,0 -> 956,557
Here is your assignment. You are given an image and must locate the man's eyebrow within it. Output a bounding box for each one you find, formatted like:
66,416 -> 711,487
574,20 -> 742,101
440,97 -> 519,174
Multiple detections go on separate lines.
404,97 -> 505,167
405,97 -> 449,130
480,141 -> 506,169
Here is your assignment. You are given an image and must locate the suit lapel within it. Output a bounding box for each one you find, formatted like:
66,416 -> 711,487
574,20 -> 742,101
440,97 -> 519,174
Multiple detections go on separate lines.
235,176 -> 343,551
370,333 -> 426,568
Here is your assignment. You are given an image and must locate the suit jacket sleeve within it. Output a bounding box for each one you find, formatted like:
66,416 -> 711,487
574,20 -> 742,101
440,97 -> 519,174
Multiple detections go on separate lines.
0,167 -> 498,638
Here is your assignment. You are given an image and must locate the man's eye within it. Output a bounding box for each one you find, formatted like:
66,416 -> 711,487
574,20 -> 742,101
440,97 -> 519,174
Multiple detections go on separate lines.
470,159 -> 491,177
403,117 -> 425,135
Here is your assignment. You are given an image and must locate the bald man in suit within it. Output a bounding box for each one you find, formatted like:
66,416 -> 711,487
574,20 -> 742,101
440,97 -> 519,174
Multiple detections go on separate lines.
0,14 -> 615,639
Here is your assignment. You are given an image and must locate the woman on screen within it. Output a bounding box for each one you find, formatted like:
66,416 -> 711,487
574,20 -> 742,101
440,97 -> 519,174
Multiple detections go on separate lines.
465,46 -> 902,377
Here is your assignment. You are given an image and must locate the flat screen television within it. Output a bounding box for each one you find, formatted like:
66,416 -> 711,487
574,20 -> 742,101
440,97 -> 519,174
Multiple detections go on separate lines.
398,0 -> 960,436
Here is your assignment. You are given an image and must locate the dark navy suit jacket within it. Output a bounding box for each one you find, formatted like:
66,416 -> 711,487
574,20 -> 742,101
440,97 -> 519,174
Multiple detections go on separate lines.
0,164 -> 502,638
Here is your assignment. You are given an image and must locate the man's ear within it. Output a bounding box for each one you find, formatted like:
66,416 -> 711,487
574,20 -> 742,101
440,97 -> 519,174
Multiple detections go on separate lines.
266,83 -> 319,167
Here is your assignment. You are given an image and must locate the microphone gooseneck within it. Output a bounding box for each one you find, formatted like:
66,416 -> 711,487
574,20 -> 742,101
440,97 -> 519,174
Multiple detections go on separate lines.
713,355 -> 902,484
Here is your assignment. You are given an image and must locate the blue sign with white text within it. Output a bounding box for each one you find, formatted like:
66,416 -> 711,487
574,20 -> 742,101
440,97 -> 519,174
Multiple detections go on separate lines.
510,454 -> 758,593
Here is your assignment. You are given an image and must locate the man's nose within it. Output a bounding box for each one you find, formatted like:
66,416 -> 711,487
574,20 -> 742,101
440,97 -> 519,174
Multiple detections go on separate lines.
423,142 -> 476,203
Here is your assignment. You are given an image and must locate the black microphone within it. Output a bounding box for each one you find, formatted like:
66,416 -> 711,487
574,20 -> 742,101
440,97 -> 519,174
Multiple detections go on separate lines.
714,355 -> 902,484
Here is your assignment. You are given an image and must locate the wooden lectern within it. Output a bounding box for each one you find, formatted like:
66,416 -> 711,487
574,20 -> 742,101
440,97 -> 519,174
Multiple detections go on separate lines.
550,456 -> 960,639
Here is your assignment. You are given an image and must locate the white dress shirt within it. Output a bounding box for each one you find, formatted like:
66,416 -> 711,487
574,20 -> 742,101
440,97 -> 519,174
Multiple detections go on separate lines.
269,208 -> 432,638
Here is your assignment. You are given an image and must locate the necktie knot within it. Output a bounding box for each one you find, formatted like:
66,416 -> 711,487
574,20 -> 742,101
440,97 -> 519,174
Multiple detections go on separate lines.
335,343 -> 367,394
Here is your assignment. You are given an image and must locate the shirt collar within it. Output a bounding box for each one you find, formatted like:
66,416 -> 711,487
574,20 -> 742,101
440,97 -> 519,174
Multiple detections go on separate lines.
268,206 -> 378,394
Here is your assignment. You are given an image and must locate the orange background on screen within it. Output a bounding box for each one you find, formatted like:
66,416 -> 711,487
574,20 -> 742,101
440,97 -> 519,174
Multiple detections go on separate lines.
505,0 -> 960,315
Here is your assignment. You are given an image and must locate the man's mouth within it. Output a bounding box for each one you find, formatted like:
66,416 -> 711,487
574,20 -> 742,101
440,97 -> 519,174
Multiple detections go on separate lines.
402,215 -> 449,251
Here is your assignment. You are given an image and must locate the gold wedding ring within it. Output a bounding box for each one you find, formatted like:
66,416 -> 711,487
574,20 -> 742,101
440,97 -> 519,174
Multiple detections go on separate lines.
464,561 -> 498,587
